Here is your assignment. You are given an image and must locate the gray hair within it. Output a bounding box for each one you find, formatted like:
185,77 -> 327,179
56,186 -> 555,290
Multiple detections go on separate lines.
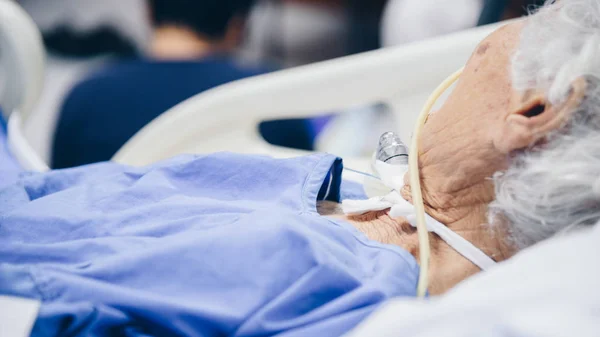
489,0 -> 600,249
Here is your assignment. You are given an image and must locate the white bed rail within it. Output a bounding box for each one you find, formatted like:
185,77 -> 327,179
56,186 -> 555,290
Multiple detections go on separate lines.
0,0 -> 48,171
0,0 -> 45,122
114,21 -> 509,169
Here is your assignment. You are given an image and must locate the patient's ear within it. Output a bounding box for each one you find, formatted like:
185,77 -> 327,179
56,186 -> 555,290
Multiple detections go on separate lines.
495,77 -> 587,153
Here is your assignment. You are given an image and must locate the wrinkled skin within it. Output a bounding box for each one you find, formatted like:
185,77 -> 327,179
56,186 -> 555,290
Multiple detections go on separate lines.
332,20 -> 585,294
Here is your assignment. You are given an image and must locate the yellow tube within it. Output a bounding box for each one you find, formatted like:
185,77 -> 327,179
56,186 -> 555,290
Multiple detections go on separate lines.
410,67 -> 464,297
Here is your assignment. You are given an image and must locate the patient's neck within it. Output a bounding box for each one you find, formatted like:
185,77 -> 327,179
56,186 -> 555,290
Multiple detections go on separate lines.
333,211 -> 488,295
396,125 -> 514,293
319,132 -> 515,294
149,26 -> 218,60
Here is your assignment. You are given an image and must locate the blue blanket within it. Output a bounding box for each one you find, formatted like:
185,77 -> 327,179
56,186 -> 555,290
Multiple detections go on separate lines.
0,124 -> 418,336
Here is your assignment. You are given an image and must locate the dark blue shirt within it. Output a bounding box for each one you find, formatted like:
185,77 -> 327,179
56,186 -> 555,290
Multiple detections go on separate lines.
52,58 -> 314,168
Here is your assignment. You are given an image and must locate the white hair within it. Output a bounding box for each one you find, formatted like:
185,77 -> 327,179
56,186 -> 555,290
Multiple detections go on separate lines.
490,0 -> 600,249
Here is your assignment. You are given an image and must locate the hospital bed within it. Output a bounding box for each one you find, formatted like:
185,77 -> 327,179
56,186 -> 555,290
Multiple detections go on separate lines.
2,2 -> 599,337
0,0 -> 47,171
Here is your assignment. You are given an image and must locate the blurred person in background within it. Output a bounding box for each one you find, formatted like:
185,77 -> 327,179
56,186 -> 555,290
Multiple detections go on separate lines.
52,0 -> 315,169
243,0 -> 349,67
18,0 -> 147,57
243,0 -> 385,65
382,0 -> 544,47
346,0 -> 388,55
243,0 -> 391,158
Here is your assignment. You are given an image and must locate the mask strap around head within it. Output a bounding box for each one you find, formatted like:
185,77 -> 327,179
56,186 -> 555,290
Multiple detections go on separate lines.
343,160 -> 496,272
403,209 -> 497,271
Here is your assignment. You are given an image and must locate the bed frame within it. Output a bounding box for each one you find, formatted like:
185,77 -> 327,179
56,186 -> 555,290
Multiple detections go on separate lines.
112,22 -> 509,171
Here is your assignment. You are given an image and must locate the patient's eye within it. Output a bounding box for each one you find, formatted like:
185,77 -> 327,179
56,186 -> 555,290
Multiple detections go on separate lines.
523,103 -> 546,118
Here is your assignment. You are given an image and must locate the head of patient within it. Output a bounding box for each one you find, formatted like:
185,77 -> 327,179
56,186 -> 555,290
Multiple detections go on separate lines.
331,0 -> 600,294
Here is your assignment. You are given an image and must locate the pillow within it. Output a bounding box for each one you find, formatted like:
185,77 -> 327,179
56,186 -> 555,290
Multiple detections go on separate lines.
348,224 -> 600,337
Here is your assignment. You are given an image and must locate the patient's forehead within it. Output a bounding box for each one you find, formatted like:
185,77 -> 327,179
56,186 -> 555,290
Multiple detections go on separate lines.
465,22 -> 524,77
444,21 -> 526,118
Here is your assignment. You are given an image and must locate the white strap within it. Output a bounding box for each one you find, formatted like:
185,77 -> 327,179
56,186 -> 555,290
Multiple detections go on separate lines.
408,211 -> 497,270
342,197 -> 394,215
343,192 -> 496,271
342,159 -> 496,271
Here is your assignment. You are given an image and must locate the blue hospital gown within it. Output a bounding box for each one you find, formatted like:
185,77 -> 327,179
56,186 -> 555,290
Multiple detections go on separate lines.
0,138 -> 419,336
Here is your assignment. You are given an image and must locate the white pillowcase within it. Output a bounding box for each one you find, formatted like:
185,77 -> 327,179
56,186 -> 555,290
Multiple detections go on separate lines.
348,224 -> 600,337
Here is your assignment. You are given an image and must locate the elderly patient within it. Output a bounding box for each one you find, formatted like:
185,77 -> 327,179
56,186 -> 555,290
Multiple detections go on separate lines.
2,0 -> 600,335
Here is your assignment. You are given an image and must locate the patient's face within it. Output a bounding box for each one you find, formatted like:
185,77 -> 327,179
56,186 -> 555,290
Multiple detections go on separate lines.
424,22 -> 525,165
392,22 -> 531,292
393,19 -> 587,291
409,22 -> 527,224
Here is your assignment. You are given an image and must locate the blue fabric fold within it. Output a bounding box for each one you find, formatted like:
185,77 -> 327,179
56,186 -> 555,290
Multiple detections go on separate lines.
0,147 -> 418,336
